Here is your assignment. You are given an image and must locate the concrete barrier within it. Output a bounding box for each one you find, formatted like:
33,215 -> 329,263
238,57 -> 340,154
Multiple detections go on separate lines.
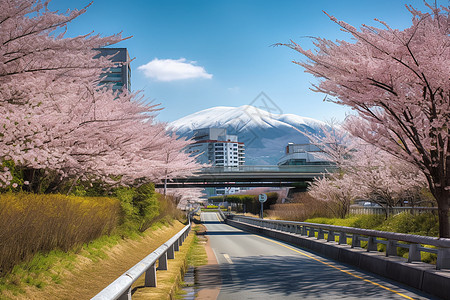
226,218 -> 450,300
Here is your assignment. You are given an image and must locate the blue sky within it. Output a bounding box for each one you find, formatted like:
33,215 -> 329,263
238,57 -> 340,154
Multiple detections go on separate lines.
49,0 -> 435,123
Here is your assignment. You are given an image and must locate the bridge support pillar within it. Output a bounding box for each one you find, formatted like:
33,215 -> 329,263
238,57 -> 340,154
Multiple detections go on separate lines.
308,227 -> 315,237
327,230 -> 335,242
407,244 -> 421,263
351,234 -> 361,248
437,248 -> 450,270
145,263 -> 157,287
301,226 -> 307,236
339,232 -> 347,245
386,240 -> 398,256
158,252 -> 168,270
367,236 -> 378,251
167,244 -> 175,259
317,228 -> 324,240
118,287 -> 131,300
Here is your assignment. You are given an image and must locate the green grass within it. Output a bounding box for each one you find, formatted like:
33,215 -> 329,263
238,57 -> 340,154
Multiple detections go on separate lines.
186,226 -> 208,267
175,225 -> 208,299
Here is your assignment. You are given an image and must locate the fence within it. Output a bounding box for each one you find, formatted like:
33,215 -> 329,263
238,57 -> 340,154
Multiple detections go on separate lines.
91,219 -> 192,300
232,215 -> 450,270
350,206 -> 438,216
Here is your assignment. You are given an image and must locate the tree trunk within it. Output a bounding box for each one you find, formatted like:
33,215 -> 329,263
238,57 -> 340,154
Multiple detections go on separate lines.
436,189 -> 450,238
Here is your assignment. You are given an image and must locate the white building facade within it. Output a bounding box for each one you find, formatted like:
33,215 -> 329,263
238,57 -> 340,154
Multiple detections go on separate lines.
187,128 -> 245,195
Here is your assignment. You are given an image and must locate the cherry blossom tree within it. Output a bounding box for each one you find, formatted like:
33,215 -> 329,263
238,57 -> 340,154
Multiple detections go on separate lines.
0,0 -> 125,187
282,4 -> 450,237
0,0 -> 202,192
307,123 -> 429,218
309,173 -> 356,218
350,145 -> 429,218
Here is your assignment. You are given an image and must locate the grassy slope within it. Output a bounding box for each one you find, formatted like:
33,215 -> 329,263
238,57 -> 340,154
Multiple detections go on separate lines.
1,220 -> 187,300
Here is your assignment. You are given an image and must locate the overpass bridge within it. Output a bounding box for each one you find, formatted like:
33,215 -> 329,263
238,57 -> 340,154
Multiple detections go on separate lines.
155,164 -> 337,189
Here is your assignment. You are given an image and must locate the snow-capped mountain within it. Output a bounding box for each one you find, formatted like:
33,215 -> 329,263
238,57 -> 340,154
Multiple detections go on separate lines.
170,105 -> 326,165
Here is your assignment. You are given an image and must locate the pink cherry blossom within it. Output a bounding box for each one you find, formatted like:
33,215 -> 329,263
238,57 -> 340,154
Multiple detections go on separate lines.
283,4 -> 449,237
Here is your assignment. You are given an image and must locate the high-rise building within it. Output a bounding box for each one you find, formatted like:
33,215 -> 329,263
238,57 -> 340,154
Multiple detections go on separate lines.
187,128 -> 245,167
187,128 -> 245,196
95,48 -> 131,92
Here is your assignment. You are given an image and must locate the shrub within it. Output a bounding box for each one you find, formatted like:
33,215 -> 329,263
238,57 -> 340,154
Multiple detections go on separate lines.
377,212 -> 438,236
222,193 -> 278,215
0,193 -> 121,275
113,183 -> 173,232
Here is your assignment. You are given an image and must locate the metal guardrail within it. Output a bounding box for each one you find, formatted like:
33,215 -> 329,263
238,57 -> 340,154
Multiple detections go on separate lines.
198,164 -> 338,173
91,218 -> 192,300
232,215 -> 450,270
217,208 -> 226,221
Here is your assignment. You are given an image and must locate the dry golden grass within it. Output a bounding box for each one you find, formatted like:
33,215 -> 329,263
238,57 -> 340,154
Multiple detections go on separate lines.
267,192 -> 332,221
132,226 -> 195,300
0,193 -> 120,275
8,221 -> 189,300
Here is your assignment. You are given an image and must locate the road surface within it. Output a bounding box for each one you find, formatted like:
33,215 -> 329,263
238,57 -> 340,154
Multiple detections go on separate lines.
201,212 -> 436,300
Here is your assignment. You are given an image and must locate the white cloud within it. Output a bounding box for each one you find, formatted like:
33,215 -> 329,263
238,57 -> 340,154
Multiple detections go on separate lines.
138,58 -> 213,82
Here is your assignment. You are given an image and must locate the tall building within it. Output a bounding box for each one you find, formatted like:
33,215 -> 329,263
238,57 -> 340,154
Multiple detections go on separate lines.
187,128 -> 245,167
277,143 -> 330,166
95,48 -> 131,92
187,128 -> 245,196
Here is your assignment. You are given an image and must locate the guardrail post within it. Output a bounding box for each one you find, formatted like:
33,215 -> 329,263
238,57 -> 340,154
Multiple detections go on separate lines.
180,233 -> 184,245
174,239 -> 180,252
407,244 -> 421,263
158,252 -> 168,270
308,227 -> 315,237
317,228 -> 324,240
118,287 -> 131,300
367,236 -> 378,251
339,232 -> 347,245
145,263 -> 157,287
327,230 -> 335,242
386,240 -> 398,256
295,225 -> 300,234
301,226 -> 307,236
436,248 -> 450,270
351,234 -> 361,248
167,244 -> 175,259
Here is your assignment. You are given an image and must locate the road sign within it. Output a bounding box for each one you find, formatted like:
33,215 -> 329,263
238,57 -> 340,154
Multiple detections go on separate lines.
259,193 -> 267,203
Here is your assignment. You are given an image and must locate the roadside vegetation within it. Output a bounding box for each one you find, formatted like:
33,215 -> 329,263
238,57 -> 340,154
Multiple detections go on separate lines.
266,191 -> 438,237
0,185 -> 185,299
265,191 -> 439,264
209,192 -> 279,214
305,213 -> 439,264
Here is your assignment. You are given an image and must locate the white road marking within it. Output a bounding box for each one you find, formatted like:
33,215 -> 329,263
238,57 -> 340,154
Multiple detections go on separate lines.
223,253 -> 233,264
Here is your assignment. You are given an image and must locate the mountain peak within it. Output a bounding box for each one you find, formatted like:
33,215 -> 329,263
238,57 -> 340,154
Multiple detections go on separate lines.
170,105 -> 325,165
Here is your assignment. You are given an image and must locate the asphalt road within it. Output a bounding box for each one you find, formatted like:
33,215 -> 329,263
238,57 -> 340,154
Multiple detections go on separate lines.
201,212 -> 437,300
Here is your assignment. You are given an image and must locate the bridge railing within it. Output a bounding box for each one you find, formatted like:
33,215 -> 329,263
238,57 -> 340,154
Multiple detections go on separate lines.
232,215 -> 450,270
91,218 -> 192,300
197,164 -> 338,173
